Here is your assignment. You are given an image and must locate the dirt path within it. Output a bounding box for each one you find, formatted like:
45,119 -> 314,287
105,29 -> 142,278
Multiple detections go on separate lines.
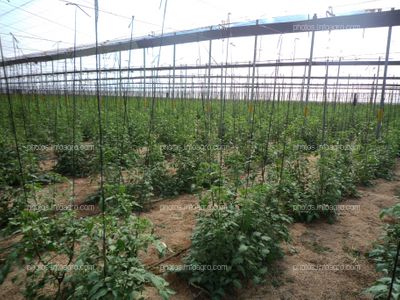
141,195 -> 199,299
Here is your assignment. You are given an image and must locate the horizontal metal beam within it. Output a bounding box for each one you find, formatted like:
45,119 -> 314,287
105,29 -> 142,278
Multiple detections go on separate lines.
2,60 -> 400,80
6,81 -> 399,89
5,75 -> 400,84
2,9 -> 400,67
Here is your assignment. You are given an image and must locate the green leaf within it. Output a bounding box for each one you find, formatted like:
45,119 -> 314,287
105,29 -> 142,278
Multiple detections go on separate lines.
233,279 -> 242,289
91,287 -> 109,299
88,281 -> 105,298
238,244 -> 248,253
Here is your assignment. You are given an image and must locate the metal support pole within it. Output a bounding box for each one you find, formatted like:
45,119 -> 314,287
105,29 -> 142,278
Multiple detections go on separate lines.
207,27 -> 212,101
304,14 -> 317,116
184,67 -> 187,99
387,240 -> 400,300
172,39 -> 176,100
250,20 -> 259,101
143,48 -> 146,98
376,23 -> 392,138
80,57 -> 83,94
64,58 -> 68,94
220,65 -> 224,100
118,52 -> 122,97
333,57 -> 341,112
322,60 -> 329,144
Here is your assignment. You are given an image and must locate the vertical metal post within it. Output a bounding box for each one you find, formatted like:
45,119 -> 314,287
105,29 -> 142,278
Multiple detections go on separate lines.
333,57 -> 341,111
191,75 -> 194,99
184,67 -> 187,99
304,14 -> 317,116
28,63 -> 31,91
180,69 -> 183,99
172,38 -> 176,100
272,60 -> 279,102
51,60 -> 55,90
245,62 -> 250,100
167,69 -> 171,98
322,60 -> 329,144
207,27 -> 212,101
64,58 -> 68,95
38,62 -> 42,93
143,48 -> 146,98
299,60 -> 307,113
118,52 -> 122,97
388,240 -> 400,300
373,57 -> 381,110
386,88 -> 394,129
289,37 -> 298,102
80,56 -> 83,95
220,65 -> 224,100
250,20 -> 259,101
376,23 -> 392,138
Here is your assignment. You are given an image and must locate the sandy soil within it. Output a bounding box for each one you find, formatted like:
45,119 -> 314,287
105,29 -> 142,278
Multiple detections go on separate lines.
141,195 -> 199,300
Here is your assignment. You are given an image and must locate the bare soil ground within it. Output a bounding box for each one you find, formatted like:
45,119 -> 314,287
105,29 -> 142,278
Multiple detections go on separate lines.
141,195 -> 199,300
